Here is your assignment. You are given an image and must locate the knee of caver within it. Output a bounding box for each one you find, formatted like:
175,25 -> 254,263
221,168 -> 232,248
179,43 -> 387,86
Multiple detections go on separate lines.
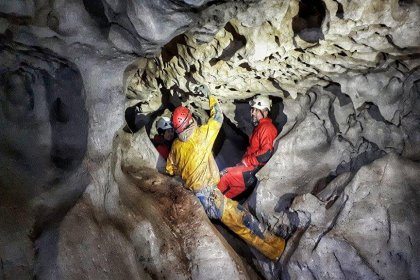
196,193 -> 223,220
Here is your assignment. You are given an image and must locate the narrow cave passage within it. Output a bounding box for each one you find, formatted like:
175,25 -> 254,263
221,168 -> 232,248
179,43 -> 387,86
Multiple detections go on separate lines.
136,94 -> 286,180
2,0 -> 420,279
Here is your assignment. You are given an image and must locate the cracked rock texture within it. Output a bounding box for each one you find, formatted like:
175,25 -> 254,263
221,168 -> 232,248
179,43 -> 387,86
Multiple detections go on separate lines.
1,0 -> 420,279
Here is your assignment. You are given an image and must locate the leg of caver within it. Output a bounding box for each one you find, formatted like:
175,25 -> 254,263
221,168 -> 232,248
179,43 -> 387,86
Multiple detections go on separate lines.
217,165 -> 255,199
195,187 -> 225,219
221,196 -> 285,260
195,187 -> 285,260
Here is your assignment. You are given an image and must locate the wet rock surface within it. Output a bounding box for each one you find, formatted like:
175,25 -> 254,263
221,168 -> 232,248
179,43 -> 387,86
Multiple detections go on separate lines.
34,128 -> 259,279
1,0 -> 420,279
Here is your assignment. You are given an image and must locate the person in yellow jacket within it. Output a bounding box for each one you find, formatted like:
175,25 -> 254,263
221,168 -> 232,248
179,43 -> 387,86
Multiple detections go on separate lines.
166,85 -> 285,261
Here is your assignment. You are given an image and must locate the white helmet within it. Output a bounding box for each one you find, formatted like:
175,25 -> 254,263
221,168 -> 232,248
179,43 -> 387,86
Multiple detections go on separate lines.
249,95 -> 272,111
156,116 -> 172,131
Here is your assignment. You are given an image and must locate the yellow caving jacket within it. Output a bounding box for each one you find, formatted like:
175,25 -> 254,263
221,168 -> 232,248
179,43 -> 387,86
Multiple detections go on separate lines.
166,96 -> 223,192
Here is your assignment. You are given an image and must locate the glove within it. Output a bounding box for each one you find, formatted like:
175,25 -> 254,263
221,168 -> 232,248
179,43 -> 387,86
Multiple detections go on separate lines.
194,85 -> 210,97
219,168 -> 228,177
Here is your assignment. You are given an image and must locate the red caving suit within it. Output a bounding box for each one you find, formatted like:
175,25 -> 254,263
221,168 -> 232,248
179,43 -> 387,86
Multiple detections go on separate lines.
217,118 -> 277,199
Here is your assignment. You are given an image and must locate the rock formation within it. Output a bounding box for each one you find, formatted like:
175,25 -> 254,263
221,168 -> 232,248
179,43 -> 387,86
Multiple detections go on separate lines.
0,0 -> 419,279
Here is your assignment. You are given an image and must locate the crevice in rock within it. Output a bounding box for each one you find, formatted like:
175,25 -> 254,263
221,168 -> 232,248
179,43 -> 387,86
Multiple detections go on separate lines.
334,1 -> 344,19
271,96 -> 287,134
328,97 -> 340,135
124,102 -> 148,133
292,0 -> 326,43
385,208 -> 392,245
209,22 -> 246,65
82,0 -> 110,30
324,83 -> 352,107
398,0 -> 415,6
312,195 -> 348,252
213,111 -> 249,170
1,258 -> 4,280
0,12 -> 32,25
335,138 -> 386,175
333,252 -> 345,278
161,34 -> 188,64
238,62 -> 253,71
307,266 -> 319,280
44,66 -> 88,171
275,193 -> 298,213
51,98 -> 69,124
344,114 -> 362,135
185,64 -> 199,85
311,174 -> 336,196
365,102 -> 388,123
124,101 -> 172,136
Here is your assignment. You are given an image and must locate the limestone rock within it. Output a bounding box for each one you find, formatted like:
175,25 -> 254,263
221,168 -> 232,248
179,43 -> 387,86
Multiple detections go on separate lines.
285,154 -> 420,279
1,0 -> 420,279
33,129 -> 259,279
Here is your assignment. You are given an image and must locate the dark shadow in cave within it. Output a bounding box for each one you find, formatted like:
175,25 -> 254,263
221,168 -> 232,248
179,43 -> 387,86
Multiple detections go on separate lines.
82,0 -> 110,34
271,96 -> 287,135
0,40 -> 89,181
45,66 -> 88,171
213,111 -> 249,171
398,0 -> 415,6
336,139 -> 386,175
160,34 -> 188,64
124,102 -> 149,133
311,174 -> 337,196
335,1 -> 344,19
124,78 -> 182,135
311,138 -> 386,200
209,22 -> 247,66
0,39 -> 91,279
324,82 -> 352,106
292,0 -> 326,43
365,102 -> 389,123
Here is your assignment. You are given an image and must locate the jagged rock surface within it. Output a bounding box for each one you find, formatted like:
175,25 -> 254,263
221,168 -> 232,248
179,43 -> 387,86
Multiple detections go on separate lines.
285,154 -> 420,279
1,0 -> 420,279
126,0 -> 420,279
33,129 -> 258,279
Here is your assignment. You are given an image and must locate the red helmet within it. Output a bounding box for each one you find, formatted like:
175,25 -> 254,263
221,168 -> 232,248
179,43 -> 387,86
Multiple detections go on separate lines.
172,106 -> 192,134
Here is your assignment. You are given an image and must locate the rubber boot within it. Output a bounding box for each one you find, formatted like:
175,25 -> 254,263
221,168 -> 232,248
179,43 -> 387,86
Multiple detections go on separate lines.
221,197 -> 285,260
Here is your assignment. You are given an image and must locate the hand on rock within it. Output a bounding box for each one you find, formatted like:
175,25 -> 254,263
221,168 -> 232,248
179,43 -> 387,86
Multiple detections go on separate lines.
194,85 -> 210,97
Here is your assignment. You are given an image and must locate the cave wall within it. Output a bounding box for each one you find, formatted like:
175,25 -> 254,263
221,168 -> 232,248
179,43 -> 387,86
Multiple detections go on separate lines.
0,0 -> 419,279
126,0 -> 420,279
0,0 -> 137,278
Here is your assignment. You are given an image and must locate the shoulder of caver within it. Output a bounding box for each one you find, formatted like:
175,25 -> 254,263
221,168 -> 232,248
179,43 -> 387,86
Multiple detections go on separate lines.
196,121 -> 221,144
256,119 -> 276,138
171,138 -> 183,151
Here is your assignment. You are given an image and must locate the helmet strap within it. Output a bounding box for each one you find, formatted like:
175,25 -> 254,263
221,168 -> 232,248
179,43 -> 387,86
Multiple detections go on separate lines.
178,119 -> 197,142
252,119 -> 259,127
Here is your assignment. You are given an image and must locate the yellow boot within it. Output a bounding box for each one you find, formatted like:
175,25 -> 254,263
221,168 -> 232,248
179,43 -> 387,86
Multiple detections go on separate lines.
221,196 -> 285,260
